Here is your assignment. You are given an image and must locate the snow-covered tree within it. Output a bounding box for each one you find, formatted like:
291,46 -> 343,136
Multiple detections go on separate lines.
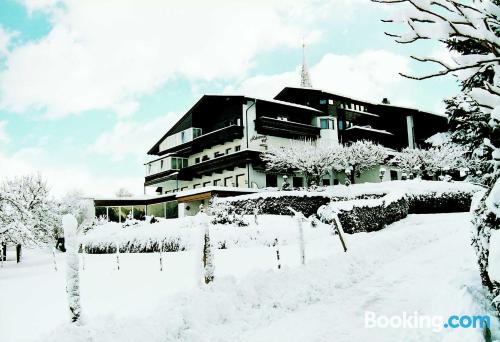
392,144 -> 467,179
390,148 -> 427,178
447,94 -> 493,183
0,174 -> 59,261
115,188 -> 133,198
58,191 -> 96,234
262,140 -> 343,187
337,140 -> 388,184
374,0 -> 500,313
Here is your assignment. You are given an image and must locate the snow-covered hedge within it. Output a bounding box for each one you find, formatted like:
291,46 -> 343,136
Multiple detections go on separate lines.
219,192 -> 381,217
317,181 -> 482,234
81,215 -> 332,254
407,190 -> 477,214
219,181 -> 481,217
317,192 -> 409,234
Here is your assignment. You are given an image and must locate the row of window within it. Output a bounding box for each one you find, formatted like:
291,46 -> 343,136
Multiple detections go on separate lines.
265,174 -> 336,187
164,174 -> 246,194
339,102 -> 367,112
194,145 -> 241,164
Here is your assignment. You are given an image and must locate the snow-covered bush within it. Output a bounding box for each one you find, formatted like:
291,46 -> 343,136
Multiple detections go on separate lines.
407,190 -> 477,214
317,192 -> 409,234
58,191 -> 97,234
471,187 -> 500,314
209,199 -> 248,227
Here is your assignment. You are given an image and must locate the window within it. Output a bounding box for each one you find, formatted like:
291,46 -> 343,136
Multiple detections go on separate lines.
193,184 -> 200,188
293,177 -> 303,188
235,145 -> 241,152
319,99 -> 327,105
333,179 -> 339,185
214,151 -> 224,158
390,170 -> 398,181
224,176 -> 233,187
203,181 -> 211,187
277,116 -> 289,121
160,160 -> 164,170
266,174 -> 278,187
328,99 -> 334,105
181,187 -> 188,190
148,164 -> 152,175
183,159 -> 188,168
226,148 -> 232,154
171,158 -> 178,169
195,157 -> 200,164
181,131 -> 186,143
320,118 -> 329,129
322,179 -> 330,186
338,120 -> 344,130
235,174 -> 245,187
202,155 -> 209,161
213,179 -> 221,186
347,103 -> 352,109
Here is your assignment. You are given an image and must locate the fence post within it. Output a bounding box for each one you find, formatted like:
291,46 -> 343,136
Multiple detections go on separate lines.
274,238 -> 281,270
62,214 -> 81,324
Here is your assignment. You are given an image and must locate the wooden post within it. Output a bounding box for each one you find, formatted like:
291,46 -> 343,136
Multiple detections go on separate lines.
1,242 -> 6,262
16,244 -> 22,263
274,238 -> 281,270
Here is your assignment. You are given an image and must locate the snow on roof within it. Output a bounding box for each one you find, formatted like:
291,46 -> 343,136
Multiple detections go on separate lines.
251,97 -> 323,113
218,180 -> 482,203
175,186 -> 259,198
203,93 -> 322,113
279,86 -> 445,117
92,194 -> 175,201
425,132 -> 451,147
345,126 -> 394,135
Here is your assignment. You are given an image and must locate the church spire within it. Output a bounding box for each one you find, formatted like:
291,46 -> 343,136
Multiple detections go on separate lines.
300,41 -> 313,88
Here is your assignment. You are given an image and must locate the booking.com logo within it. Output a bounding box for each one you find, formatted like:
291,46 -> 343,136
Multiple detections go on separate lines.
365,311 -> 491,332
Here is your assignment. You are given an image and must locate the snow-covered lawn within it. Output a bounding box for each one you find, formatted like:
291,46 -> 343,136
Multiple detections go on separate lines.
0,213 -> 498,342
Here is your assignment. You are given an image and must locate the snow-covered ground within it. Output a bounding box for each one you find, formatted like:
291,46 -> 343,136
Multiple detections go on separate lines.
0,213 -> 498,342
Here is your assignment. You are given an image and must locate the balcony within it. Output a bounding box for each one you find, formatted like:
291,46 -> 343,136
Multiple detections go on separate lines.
255,116 -> 320,139
144,150 -> 263,185
159,127 -> 202,153
156,125 -> 244,156
145,156 -> 188,178
342,125 -> 394,147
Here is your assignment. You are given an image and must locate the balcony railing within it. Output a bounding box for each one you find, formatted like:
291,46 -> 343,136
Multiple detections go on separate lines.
159,127 -> 202,153
255,116 -> 320,139
156,125 -> 244,156
145,156 -> 188,177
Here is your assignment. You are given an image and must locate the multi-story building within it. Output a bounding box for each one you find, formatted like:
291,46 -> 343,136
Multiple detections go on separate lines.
94,87 -> 447,220
143,87 -> 447,196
